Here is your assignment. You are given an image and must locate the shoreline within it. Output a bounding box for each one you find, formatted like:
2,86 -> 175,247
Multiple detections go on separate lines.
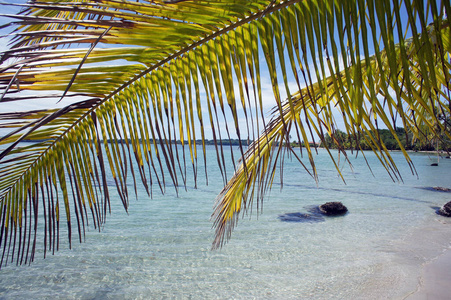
348,213 -> 451,300
398,215 -> 451,300
383,215 -> 451,299
405,247 -> 451,299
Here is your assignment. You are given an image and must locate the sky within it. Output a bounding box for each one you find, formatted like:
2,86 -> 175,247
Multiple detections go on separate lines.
0,0 -> 300,140
1,1 -> 74,114
0,0 -> 439,141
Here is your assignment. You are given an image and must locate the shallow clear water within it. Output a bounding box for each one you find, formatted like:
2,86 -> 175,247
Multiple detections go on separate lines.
0,147 -> 450,299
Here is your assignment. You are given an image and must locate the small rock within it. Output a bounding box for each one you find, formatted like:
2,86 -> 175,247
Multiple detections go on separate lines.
319,202 -> 348,216
433,186 -> 451,192
438,201 -> 451,217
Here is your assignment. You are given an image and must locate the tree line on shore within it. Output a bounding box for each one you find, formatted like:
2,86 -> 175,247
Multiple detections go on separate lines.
21,128 -> 450,153
292,127 -> 451,153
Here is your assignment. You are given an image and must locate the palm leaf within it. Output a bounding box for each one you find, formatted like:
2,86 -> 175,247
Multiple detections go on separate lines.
212,20 -> 451,247
0,0 -> 450,267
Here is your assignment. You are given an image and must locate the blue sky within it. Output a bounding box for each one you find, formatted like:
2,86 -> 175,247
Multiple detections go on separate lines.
0,0 -> 441,141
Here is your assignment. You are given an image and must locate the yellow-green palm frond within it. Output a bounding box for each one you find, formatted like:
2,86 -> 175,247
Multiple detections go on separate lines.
0,0 -> 449,267
212,18 -> 451,248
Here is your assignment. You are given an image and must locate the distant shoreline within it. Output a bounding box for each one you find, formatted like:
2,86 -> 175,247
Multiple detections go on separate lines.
15,139 -> 451,156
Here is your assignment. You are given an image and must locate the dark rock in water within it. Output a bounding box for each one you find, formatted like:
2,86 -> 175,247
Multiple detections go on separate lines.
446,156 -> 450,159
430,163 -> 438,166
433,186 -> 451,192
279,203 -> 347,223
278,212 -> 324,223
419,186 -> 451,193
437,201 -> 451,217
319,202 -> 348,216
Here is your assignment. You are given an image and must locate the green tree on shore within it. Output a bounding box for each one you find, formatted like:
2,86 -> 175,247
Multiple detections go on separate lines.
0,0 -> 449,267
321,127 -> 449,152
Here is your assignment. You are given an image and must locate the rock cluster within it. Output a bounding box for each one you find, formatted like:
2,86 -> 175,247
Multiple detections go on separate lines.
319,202 -> 348,216
438,201 -> 451,217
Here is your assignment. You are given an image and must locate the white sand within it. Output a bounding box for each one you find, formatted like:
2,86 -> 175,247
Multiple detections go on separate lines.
400,216 -> 451,300
353,215 -> 451,300
405,248 -> 451,299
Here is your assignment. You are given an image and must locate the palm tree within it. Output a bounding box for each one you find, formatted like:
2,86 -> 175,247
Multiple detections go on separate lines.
0,0 -> 449,267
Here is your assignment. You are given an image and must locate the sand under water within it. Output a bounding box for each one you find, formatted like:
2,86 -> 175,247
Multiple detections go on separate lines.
0,148 -> 450,299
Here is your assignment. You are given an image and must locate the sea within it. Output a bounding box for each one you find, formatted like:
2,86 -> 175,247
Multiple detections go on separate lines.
0,146 -> 450,299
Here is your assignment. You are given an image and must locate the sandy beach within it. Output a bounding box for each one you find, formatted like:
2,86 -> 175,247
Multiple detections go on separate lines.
406,248 -> 451,299
398,215 -> 451,300
351,210 -> 451,300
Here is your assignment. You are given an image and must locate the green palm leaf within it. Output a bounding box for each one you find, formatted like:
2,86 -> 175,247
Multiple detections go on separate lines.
212,20 -> 451,247
0,0 -> 449,267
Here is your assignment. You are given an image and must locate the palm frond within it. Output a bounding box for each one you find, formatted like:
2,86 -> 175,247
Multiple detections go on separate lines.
0,0 -> 449,267
212,19 -> 451,247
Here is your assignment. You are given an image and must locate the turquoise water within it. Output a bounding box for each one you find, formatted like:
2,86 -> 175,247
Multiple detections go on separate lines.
0,147 -> 450,299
